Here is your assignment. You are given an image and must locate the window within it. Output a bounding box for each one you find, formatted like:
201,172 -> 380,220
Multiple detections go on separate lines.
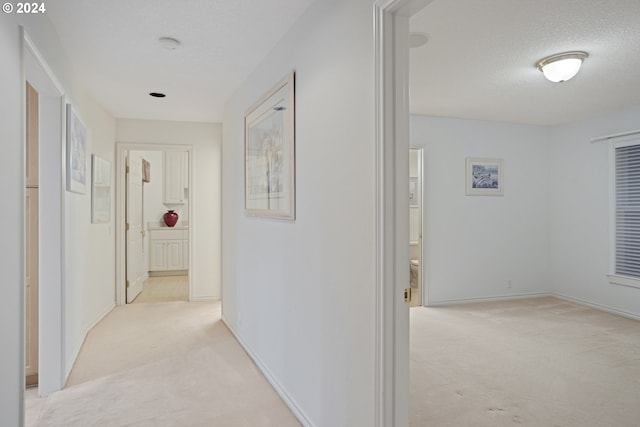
610,137 -> 640,288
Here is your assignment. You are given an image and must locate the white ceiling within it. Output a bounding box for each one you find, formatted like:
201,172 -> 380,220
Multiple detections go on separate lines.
45,0 -> 640,127
410,0 -> 640,126
46,0 -> 316,123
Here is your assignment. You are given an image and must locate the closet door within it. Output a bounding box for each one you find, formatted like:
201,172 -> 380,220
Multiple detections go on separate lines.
25,81 -> 39,386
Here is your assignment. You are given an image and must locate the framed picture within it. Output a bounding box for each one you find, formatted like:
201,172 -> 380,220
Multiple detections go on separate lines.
66,104 -> 88,193
91,155 -> 111,223
245,71 -> 295,219
466,157 -> 504,196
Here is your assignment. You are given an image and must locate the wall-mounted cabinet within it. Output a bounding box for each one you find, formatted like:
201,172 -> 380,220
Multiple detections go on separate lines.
149,228 -> 189,272
163,151 -> 187,204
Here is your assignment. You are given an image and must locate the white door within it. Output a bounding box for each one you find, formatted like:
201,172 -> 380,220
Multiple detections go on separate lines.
126,152 -> 145,303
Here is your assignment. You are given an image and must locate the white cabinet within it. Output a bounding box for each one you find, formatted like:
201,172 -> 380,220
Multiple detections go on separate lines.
149,228 -> 189,272
163,151 -> 186,204
182,239 -> 189,269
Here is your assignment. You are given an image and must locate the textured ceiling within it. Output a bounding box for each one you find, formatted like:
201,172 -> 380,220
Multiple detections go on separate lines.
409,0 -> 640,126
46,0 -> 316,123
45,1 -> 640,126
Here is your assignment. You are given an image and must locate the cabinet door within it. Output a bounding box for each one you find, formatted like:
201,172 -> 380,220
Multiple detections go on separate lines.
163,151 -> 184,204
149,240 -> 167,271
166,240 -> 183,270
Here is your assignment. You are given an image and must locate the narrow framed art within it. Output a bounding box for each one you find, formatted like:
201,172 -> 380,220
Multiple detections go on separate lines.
91,155 -> 111,223
244,71 -> 295,219
66,104 -> 88,193
466,157 -> 504,196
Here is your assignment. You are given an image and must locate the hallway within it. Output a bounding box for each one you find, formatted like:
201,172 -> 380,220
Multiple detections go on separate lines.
26,301 -> 299,426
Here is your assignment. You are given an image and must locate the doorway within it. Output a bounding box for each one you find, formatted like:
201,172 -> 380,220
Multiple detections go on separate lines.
116,144 -> 193,305
409,148 -> 425,307
373,0 -> 434,424
25,81 -> 39,388
23,35 -> 66,398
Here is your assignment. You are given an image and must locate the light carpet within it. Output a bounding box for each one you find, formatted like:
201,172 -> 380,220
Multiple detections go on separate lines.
31,301 -> 300,426
410,296 -> 640,426
132,275 -> 188,304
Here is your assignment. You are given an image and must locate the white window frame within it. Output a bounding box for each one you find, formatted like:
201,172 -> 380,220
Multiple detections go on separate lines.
608,135 -> 640,289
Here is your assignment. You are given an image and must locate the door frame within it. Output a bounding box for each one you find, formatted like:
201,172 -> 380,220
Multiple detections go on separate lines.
23,30 -> 67,396
373,0 -> 434,424
409,147 -> 427,306
115,143 -> 193,306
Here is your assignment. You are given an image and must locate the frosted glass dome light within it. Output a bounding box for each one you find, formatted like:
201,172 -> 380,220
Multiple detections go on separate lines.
536,51 -> 588,83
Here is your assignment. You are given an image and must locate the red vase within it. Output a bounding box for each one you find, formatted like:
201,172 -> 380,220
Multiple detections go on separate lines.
163,210 -> 179,227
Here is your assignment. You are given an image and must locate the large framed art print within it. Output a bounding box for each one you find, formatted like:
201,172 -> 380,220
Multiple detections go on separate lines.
244,71 -> 295,220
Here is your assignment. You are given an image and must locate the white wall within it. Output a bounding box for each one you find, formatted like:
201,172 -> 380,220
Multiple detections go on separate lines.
64,97 -> 117,379
0,13 -> 27,426
410,115 -> 552,303
411,105 -> 640,318
222,0 -> 376,424
549,103 -> 640,317
0,12 -> 116,425
116,120 -> 221,299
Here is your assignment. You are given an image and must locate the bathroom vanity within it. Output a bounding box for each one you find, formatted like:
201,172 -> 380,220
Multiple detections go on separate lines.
148,226 -> 189,273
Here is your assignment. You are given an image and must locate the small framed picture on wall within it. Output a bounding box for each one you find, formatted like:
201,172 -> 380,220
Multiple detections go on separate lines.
466,157 -> 504,196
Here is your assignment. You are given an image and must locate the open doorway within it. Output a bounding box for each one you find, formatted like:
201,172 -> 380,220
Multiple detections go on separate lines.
373,0 -> 434,424
23,34 -> 66,399
116,144 -> 193,305
409,148 -> 425,307
25,80 -> 39,388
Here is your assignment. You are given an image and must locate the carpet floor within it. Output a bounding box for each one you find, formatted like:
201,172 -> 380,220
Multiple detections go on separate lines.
410,296 -> 640,426
29,295 -> 640,426
29,300 -> 300,426
132,275 -> 188,304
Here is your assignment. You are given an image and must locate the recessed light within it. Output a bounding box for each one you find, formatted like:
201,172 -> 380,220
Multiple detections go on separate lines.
149,92 -> 166,98
159,37 -> 180,50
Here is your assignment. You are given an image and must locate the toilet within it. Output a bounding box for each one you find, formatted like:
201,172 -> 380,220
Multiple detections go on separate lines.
409,259 -> 419,288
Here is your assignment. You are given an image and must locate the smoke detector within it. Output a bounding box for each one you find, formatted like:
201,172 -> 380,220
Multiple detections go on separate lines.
159,37 -> 180,50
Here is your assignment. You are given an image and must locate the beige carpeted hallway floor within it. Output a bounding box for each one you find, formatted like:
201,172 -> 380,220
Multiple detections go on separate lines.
132,275 -> 189,303
27,300 -> 300,426
410,296 -> 640,426
27,295 -> 640,426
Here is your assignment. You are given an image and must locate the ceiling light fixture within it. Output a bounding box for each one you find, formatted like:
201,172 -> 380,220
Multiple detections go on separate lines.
149,92 -> 166,98
159,37 -> 180,50
536,51 -> 588,83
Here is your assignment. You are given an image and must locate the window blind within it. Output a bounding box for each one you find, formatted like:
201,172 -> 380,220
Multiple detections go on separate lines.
615,143 -> 640,278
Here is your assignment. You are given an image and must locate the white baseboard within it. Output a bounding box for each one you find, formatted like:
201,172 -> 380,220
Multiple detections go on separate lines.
427,291 -> 640,321
190,296 -> 220,302
552,293 -> 640,321
64,302 -> 116,384
221,315 -> 314,427
148,270 -> 187,277
427,292 -> 551,307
